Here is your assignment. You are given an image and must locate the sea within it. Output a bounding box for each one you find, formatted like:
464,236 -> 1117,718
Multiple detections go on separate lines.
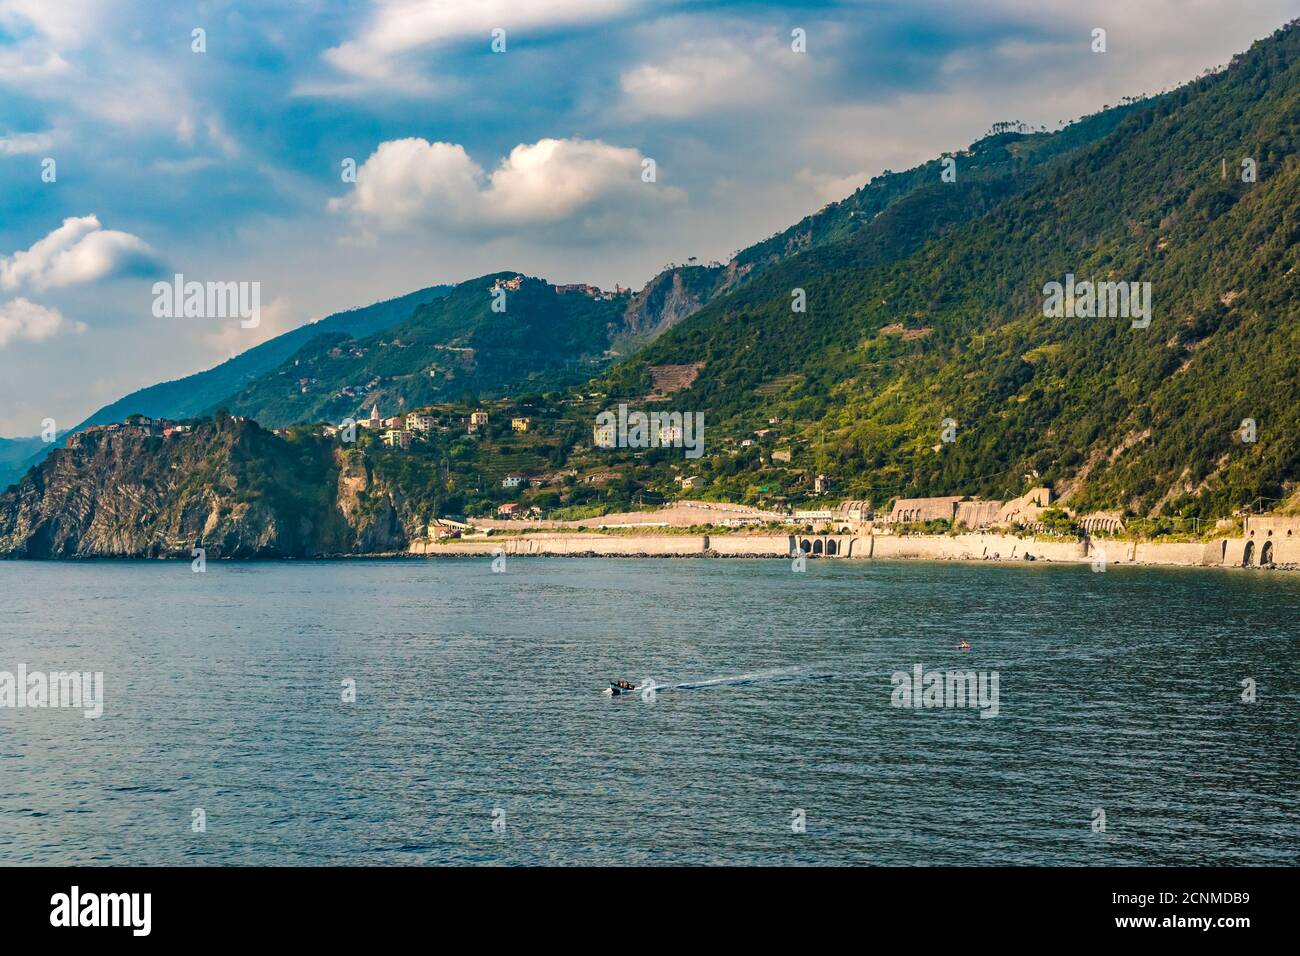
1,557 -> 1296,865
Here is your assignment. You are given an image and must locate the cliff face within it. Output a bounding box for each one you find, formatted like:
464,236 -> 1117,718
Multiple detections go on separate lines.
333,449 -> 411,554
620,266 -> 723,340
0,419 -> 418,559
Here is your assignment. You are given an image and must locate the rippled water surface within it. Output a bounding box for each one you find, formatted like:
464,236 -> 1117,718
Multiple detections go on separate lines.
1,558 -> 1297,865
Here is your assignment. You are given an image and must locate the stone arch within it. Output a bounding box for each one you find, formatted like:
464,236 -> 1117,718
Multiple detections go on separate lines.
1261,540 -> 1274,566
1242,540 -> 1255,567
826,539 -> 837,556
799,538 -> 811,553
813,539 -> 824,555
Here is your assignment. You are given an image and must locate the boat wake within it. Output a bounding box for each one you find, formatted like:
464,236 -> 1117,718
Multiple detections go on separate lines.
608,667 -> 832,698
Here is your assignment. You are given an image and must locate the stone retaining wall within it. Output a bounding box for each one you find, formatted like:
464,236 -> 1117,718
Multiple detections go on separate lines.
411,530 -> 1296,569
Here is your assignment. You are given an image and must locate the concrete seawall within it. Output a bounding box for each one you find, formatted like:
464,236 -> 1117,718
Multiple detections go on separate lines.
868,533 -> 1083,562
411,533 -> 794,557
411,530 -> 1297,569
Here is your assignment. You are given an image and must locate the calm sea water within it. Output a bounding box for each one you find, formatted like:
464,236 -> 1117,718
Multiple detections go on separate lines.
1,557 -> 1296,866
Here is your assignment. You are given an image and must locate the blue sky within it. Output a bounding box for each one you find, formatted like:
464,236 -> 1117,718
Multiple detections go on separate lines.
1,0 -> 1297,436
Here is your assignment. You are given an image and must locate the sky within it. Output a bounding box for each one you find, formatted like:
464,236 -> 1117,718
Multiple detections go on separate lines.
1,0 -> 1298,437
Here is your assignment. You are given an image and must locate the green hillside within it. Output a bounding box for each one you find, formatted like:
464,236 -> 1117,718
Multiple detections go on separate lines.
598,21 -> 1300,520
720,103 -> 1146,295
217,274 -> 630,427
80,284 -> 451,428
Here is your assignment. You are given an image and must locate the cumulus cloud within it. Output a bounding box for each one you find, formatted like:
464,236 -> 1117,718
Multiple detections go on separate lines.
0,298 -> 84,348
331,137 -> 682,240
0,216 -> 162,292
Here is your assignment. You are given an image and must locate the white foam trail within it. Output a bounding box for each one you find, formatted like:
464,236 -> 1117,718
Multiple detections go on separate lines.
673,669 -> 792,689
610,667 -> 832,696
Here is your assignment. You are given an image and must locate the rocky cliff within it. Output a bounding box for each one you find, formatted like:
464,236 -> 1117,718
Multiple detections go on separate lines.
0,417 -> 420,558
619,266 -> 724,340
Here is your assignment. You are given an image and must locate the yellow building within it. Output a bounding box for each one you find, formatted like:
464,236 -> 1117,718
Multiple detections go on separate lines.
511,417 -> 531,432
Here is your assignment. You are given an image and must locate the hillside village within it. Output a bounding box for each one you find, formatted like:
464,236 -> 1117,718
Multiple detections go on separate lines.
68,415 -> 194,444
59,393 -> 1267,557
306,377 -> 1161,537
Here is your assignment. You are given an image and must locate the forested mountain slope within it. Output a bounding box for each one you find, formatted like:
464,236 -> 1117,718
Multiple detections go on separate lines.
604,21 -> 1300,519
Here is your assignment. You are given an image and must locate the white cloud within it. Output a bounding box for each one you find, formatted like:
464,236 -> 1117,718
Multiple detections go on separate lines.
0,1 -> 198,133
795,167 -> 873,206
0,41 -> 70,83
333,139 -> 482,229
0,0 -> 97,86
620,37 -> 787,118
0,298 -> 84,348
486,139 -> 656,223
0,130 -> 55,155
0,0 -> 108,47
316,0 -> 641,92
331,137 -> 682,239
0,215 -> 161,292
